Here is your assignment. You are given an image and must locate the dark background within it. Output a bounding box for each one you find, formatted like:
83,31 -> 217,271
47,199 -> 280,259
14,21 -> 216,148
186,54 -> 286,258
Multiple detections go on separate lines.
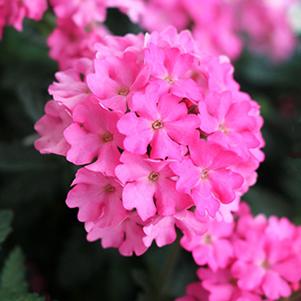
0,10 -> 301,301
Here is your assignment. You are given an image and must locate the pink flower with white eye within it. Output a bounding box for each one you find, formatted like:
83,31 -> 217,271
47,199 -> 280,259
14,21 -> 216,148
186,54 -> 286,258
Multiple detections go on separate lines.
199,91 -> 260,158
49,58 -> 93,110
115,152 -> 191,221
185,219 -> 234,271
144,44 -> 201,101
198,268 -> 262,301
66,168 -> 127,226
87,51 -> 149,113
64,100 -> 123,176
171,139 -> 244,217
86,211 -> 147,256
118,88 -> 199,159
34,101 -> 71,156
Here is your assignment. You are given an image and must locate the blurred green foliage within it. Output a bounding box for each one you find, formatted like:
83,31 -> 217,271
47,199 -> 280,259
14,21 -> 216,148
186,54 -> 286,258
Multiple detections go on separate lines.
0,12 -> 301,301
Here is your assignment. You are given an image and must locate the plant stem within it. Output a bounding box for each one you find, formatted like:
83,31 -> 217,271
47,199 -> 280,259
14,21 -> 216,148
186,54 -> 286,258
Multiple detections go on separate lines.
155,242 -> 181,301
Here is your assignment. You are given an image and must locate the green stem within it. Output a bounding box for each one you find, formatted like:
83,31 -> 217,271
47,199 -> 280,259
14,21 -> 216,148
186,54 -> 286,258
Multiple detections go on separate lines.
155,242 -> 181,301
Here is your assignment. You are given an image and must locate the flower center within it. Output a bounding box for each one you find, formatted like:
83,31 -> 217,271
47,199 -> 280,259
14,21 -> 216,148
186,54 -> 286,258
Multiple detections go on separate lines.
200,169 -> 209,180
104,184 -> 116,193
152,120 -> 163,130
218,123 -> 229,134
101,132 -> 113,143
164,75 -> 174,84
261,260 -> 270,270
148,171 -> 159,182
203,234 -> 213,245
118,87 -> 129,96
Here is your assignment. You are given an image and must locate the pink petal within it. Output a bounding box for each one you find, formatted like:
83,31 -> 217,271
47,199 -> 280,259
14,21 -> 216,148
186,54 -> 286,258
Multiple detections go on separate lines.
122,180 -> 156,221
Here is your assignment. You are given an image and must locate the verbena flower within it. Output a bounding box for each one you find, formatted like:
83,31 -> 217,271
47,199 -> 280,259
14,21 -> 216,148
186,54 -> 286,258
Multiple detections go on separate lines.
0,0 -> 47,38
179,203 -> 301,301
35,27 -> 264,256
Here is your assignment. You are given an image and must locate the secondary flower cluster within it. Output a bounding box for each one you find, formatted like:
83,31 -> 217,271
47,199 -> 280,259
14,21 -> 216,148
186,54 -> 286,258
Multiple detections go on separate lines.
0,0 -> 47,38
178,203 -> 301,301
35,27 -> 264,256
0,0 -> 297,63
48,0 -> 144,69
139,0 -> 298,61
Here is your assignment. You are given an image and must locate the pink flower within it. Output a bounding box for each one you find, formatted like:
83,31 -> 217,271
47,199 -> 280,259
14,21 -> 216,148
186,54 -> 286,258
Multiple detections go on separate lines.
144,44 -> 201,101
232,215 -> 301,300
49,58 -> 94,110
138,0 -> 297,60
199,91 -> 260,159
188,220 -> 234,271
237,0 -> 297,60
0,0 -> 47,37
141,0 -> 189,33
176,282 -> 209,301
171,139 -> 244,217
183,0 -> 242,59
34,101 -> 71,156
0,1 -> 7,38
143,215 -> 177,248
143,210 -> 207,248
175,203 -> 301,301
47,19 -> 107,70
86,211 -> 147,256
115,152 -> 191,221
118,87 -> 199,158
66,168 -> 127,226
198,268 -> 262,301
140,0 -> 241,60
145,26 -> 196,55
87,52 -> 148,113
64,100 -> 123,176
35,27 -> 264,256
50,0 -> 107,27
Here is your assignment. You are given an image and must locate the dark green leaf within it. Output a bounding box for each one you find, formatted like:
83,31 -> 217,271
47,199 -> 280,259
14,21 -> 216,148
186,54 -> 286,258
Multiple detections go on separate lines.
0,210 -> 13,245
1,248 -> 27,294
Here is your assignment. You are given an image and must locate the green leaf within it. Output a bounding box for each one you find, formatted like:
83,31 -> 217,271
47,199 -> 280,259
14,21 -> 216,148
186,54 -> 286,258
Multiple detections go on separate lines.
0,210 -> 13,245
1,248 -> 27,295
244,187 -> 291,216
0,290 -> 44,301
0,142 -> 52,172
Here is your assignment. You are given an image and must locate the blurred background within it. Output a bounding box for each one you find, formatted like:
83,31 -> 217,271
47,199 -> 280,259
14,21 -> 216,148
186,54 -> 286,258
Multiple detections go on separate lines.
0,7 -> 301,301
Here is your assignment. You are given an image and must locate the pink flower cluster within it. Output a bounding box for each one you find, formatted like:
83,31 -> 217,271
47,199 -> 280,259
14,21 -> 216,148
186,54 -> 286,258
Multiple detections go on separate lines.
178,203 -> 301,301
237,0 -> 297,61
35,27 -> 264,256
139,0 -> 297,61
0,0 -> 47,38
48,0 -> 144,69
140,0 -> 241,60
